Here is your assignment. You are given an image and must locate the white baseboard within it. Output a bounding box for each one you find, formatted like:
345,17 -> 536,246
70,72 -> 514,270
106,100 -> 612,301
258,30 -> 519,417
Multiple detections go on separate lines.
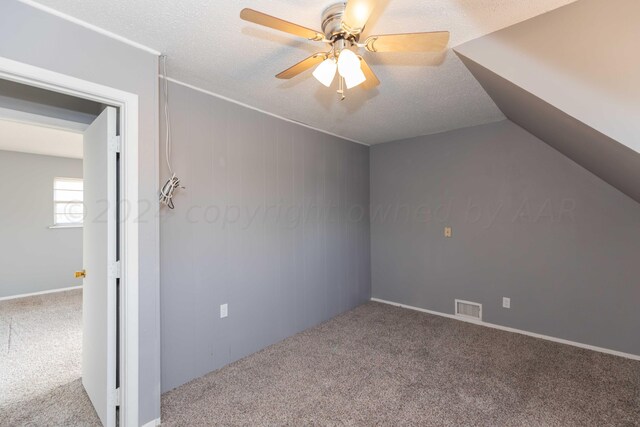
0,285 -> 82,301
371,297 -> 640,361
141,417 -> 161,427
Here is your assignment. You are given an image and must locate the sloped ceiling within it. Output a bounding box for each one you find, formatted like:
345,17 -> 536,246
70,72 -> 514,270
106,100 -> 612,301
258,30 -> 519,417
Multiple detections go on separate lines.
24,0 -> 575,144
455,0 -> 640,203
0,78 -> 100,131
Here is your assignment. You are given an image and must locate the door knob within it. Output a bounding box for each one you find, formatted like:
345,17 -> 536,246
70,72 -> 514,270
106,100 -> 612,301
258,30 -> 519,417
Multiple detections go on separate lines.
75,270 -> 86,279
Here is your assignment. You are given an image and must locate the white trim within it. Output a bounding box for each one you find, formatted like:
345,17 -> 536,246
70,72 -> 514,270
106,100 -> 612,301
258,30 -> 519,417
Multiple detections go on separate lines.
141,417 -> 161,427
0,56 -> 141,426
53,176 -> 84,227
371,297 -> 640,361
160,75 -> 370,147
0,285 -> 82,301
16,0 -> 161,56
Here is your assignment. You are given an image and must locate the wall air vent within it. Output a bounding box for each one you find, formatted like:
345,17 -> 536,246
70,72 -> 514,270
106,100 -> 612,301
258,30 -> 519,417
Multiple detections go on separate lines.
455,299 -> 482,321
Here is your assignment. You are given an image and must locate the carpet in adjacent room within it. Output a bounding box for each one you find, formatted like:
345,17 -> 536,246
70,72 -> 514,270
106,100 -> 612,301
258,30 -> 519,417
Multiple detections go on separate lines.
0,289 -> 100,426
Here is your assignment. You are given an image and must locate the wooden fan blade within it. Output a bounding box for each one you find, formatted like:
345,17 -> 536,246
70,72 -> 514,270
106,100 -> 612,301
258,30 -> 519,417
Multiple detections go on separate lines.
276,53 -> 328,79
240,8 -> 325,41
364,32 -> 450,52
342,0 -> 379,34
358,56 -> 380,90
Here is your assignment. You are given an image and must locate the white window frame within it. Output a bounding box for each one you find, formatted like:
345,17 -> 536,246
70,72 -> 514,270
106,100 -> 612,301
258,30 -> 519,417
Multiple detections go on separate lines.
53,176 -> 84,228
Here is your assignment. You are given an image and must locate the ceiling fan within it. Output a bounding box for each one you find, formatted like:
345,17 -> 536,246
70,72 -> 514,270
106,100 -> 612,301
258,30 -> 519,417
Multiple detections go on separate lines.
240,1 -> 450,100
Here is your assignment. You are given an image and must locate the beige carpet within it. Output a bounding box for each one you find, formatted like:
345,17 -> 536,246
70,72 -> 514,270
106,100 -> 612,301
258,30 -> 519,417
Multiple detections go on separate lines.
162,301 -> 640,426
2,294 -> 639,425
0,289 -> 100,427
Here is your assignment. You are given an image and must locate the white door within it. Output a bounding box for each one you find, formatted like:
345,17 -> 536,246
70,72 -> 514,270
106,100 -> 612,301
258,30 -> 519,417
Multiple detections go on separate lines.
82,106 -> 118,427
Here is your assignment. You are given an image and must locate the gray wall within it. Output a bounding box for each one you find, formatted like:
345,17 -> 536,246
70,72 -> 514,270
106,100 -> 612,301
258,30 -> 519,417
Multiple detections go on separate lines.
371,120 -> 640,356
0,150 -> 82,298
160,81 -> 371,392
0,1 -> 160,423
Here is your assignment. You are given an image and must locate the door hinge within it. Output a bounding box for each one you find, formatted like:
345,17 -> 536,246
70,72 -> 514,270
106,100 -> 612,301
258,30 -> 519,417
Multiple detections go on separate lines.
109,260 -> 122,279
109,135 -> 122,153
113,387 -> 121,406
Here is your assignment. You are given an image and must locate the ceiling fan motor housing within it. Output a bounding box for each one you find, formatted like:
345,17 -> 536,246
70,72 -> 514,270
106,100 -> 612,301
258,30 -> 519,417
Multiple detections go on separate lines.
322,3 -> 360,42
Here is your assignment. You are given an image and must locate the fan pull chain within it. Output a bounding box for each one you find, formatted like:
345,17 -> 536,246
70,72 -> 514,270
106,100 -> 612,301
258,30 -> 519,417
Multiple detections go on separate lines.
337,76 -> 345,101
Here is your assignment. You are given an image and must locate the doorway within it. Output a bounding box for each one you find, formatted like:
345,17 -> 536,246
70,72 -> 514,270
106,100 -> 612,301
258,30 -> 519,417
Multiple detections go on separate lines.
0,56 -> 140,427
0,115 -> 92,423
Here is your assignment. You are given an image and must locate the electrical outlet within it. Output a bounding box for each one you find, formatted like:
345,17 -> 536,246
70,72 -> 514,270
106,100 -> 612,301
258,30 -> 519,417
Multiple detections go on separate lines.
220,303 -> 228,318
444,226 -> 452,237
502,297 -> 511,309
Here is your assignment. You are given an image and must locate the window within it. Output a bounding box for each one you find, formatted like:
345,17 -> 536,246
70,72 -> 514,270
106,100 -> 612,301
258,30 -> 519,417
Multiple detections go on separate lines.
53,177 -> 84,226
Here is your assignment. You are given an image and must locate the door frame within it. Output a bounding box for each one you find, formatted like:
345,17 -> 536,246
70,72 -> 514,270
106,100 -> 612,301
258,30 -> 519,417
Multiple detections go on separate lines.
0,56 -> 140,427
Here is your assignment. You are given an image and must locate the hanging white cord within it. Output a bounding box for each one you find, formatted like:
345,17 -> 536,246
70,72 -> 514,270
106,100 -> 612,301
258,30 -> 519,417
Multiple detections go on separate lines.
159,55 -> 182,209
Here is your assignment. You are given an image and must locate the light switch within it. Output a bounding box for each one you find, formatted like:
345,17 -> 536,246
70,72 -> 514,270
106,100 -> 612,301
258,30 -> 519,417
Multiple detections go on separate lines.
220,303 -> 228,318
502,297 -> 511,309
444,227 -> 452,238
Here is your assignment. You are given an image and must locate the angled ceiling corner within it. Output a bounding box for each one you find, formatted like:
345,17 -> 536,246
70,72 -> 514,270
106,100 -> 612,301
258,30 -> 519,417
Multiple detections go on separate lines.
453,0 -> 640,203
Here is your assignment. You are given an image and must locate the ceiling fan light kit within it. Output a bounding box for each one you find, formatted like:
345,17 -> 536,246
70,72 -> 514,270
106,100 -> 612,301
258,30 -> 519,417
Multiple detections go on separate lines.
240,1 -> 450,101
336,48 -> 366,89
313,57 -> 338,87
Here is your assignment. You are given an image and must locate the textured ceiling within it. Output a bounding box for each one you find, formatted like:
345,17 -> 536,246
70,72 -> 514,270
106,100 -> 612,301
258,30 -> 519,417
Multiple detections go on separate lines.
29,0 -> 575,144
